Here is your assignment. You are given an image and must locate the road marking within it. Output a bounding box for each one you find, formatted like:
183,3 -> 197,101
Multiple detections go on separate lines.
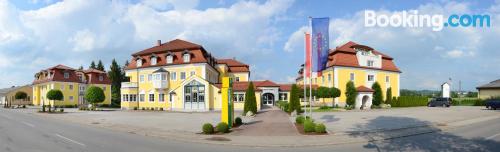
486,133 -> 500,140
55,134 -> 86,147
21,121 -> 35,128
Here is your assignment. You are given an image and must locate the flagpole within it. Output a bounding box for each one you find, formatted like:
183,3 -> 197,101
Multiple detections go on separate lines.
303,32 -> 307,117
308,16 -> 313,118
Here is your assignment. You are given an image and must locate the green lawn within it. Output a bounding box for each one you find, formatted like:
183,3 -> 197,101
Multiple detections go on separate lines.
312,107 -> 345,112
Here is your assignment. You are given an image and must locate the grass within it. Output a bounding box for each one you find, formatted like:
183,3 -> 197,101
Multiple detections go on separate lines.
312,107 -> 345,112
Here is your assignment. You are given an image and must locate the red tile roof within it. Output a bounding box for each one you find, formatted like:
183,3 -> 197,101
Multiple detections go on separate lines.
356,86 -> 374,92
327,41 -> 401,72
132,39 -> 202,56
278,84 -> 318,91
33,65 -> 111,85
217,59 -> 250,72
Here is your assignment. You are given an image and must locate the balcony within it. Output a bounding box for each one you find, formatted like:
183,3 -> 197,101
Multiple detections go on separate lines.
121,82 -> 138,88
153,80 -> 168,89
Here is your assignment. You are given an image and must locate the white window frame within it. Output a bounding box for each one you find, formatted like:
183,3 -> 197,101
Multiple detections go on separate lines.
166,55 -> 173,64
180,72 -> 186,80
139,94 -> 145,102
386,76 -> 390,83
350,73 -> 355,81
136,59 -> 142,67
183,54 -> 190,63
99,75 -> 103,81
151,57 -> 157,65
69,85 -> 73,90
367,60 -> 374,67
368,75 -> 375,82
149,93 -> 154,102
61,84 -> 65,90
140,75 -> 145,82
148,74 -> 152,82
235,77 -> 240,82
69,96 -> 74,101
171,72 -> 177,81
64,72 -> 69,79
190,71 -> 195,76
159,93 -> 165,102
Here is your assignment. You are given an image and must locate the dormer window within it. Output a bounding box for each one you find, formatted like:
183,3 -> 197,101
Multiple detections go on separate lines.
64,72 -> 69,79
99,75 -> 103,81
166,55 -> 173,64
367,60 -> 374,67
183,53 -> 190,63
136,58 -> 143,67
150,54 -> 158,65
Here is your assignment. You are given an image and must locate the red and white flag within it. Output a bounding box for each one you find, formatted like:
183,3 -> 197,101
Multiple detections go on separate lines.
305,32 -> 311,78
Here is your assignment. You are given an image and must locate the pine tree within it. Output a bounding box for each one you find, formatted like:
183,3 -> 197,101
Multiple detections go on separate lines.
78,66 -> 83,70
288,84 -> 301,113
386,87 -> 392,105
90,61 -> 96,69
108,59 -> 123,107
97,60 -> 105,71
345,81 -> 357,107
372,82 -> 383,106
243,82 -> 257,115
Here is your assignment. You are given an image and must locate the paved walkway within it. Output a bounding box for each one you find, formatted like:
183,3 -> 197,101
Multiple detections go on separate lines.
231,106 -> 299,136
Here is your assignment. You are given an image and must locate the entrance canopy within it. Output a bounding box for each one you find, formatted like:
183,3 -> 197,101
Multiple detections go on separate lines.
355,86 -> 374,110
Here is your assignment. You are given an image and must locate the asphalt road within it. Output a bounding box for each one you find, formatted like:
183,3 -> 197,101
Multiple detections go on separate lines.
0,108 -> 499,152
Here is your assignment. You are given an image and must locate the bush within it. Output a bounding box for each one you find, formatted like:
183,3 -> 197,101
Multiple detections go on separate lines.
473,99 -> 486,106
142,107 -> 145,110
315,123 -> 326,133
318,105 -> 330,110
276,100 -> 289,112
243,82 -> 257,115
345,81 -> 357,106
159,107 -> 164,111
235,117 -> 243,126
371,82 -> 383,106
133,107 -> 138,110
84,86 -> 105,108
296,115 -> 305,124
289,84 -> 302,113
59,109 -> 64,112
202,123 -> 214,134
22,105 -> 26,108
391,96 -> 428,107
303,119 -> 316,133
216,122 -> 229,133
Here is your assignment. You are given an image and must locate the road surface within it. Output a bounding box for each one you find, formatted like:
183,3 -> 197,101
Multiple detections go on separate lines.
0,108 -> 498,152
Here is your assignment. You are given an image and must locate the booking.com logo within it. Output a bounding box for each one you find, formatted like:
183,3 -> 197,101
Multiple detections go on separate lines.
364,10 -> 491,31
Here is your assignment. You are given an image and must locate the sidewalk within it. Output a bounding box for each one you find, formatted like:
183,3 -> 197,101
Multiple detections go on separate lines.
230,107 -> 299,136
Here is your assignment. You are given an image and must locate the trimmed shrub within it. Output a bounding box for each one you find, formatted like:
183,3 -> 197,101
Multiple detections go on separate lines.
289,84 -> 302,113
345,81 -> 357,107
133,107 -> 138,110
319,105 -> 330,110
303,119 -> 316,133
315,123 -> 327,133
391,96 -> 428,107
276,100 -> 289,112
159,107 -> 164,111
372,82 -> 383,106
141,107 -> 145,110
295,115 -> 305,124
235,117 -> 243,126
59,109 -> 64,112
84,86 -> 105,108
216,122 -> 229,133
22,105 -> 26,108
243,82 -> 257,115
202,123 -> 214,134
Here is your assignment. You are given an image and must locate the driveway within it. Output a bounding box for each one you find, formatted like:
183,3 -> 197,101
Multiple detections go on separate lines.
231,106 -> 298,136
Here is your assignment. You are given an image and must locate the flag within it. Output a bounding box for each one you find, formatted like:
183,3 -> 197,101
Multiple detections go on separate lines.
305,32 -> 311,78
311,17 -> 330,76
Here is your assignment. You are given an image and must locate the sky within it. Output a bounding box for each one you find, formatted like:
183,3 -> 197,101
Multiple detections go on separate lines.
0,0 -> 499,91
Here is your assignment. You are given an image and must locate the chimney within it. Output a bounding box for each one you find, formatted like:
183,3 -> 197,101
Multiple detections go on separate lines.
157,40 -> 161,46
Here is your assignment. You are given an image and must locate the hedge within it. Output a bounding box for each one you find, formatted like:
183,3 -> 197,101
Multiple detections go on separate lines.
391,96 -> 428,107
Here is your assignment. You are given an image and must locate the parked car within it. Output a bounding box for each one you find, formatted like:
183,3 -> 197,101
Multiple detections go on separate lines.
485,99 -> 500,110
428,97 -> 452,107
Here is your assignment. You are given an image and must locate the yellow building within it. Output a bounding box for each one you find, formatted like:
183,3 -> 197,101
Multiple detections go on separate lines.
0,85 -> 33,106
32,65 -> 112,107
296,41 -> 401,109
477,79 -> 500,99
121,39 -> 291,111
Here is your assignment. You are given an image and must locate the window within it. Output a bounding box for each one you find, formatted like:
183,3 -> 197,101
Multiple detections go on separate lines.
159,93 -> 165,102
367,60 -> 374,67
148,74 -> 152,81
69,85 -> 73,90
149,94 -> 154,102
169,94 -> 173,103
69,96 -> 74,101
180,72 -> 186,80
368,75 -> 375,82
123,94 -> 128,102
103,86 -> 106,91
328,74 -> 332,82
233,93 -> 245,102
190,71 -> 195,76
235,77 -> 240,82
139,94 -> 145,102
136,59 -> 142,67
161,74 -> 166,80
350,73 -> 355,81
279,93 -> 288,101
386,76 -> 390,83
151,57 -> 157,65
130,94 -> 137,102
322,75 -> 325,83
166,55 -> 173,64
361,51 -> 369,55
99,75 -> 103,81
183,54 -> 190,62
171,72 -> 177,80
140,75 -> 145,82
64,72 -> 69,79
61,84 -> 65,90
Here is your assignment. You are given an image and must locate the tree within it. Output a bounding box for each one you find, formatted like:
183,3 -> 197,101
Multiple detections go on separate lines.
329,87 -> 341,99
85,86 -> 105,109
90,61 -> 96,69
46,89 -> 64,112
97,60 -> 105,71
109,59 -> 123,107
345,81 -> 357,107
288,84 -> 302,113
243,82 -> 257,115
316,87 -> 329,98
371,82 -> 383,106
124,60 -> 130,68
78,66 -> 84,70
15,91 -> 27,100
386,87 -> 393,105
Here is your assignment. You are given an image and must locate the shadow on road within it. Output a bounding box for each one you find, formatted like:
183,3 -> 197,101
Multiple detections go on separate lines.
319,115 -> 340,123
349,116 -> 500,152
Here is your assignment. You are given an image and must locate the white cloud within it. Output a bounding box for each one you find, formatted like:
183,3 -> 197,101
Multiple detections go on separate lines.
284,26 -> 307,52
0,0 -> 295,88
445,50 -> 464,58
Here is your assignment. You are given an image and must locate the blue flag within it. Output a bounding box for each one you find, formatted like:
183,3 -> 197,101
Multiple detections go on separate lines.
311,17 -> 330,74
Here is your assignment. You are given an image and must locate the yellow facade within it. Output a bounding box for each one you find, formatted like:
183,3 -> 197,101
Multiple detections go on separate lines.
2,85 -> 33,105
33,82 -> 111,106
